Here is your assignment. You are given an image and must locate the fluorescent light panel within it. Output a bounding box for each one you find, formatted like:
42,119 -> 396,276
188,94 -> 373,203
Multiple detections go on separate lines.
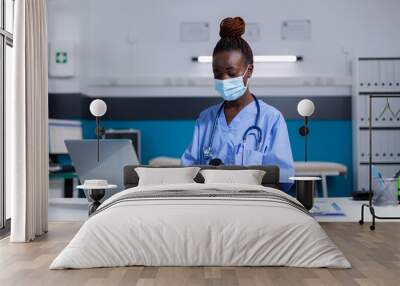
254,55 -> 301,62
193,55 -> 302,63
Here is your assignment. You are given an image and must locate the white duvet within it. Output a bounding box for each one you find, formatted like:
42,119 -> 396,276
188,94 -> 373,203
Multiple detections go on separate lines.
50,183 -> 351,269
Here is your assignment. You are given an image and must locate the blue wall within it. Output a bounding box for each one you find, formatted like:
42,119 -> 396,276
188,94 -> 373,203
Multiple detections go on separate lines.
81,119 -> 353,197
287,120 -> 353,197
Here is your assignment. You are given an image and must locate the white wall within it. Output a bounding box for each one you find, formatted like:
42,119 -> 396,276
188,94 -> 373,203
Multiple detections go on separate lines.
47,0 -> 400,96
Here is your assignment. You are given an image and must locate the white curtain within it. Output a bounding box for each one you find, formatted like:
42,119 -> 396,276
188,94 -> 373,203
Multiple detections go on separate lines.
8,0 -> 49,242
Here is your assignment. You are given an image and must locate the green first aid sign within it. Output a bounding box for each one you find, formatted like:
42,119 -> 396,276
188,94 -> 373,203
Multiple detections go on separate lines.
56,51 -> 68,64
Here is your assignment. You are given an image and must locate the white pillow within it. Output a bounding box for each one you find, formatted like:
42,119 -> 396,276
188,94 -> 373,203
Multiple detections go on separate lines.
200,169 -> 266,185
135,167 -> 200,186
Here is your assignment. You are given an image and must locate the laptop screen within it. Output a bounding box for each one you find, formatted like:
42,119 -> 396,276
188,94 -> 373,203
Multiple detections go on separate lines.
65,139 -> 139,200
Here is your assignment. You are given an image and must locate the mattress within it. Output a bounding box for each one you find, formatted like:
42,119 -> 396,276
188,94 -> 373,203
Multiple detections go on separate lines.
50,183 -> 350,269
149,156 -> 181,166
294,161 -> 347,174
148,158 -> 348,175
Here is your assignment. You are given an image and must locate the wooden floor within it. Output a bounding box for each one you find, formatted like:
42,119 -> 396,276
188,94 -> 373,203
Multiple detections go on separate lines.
0,222 -> 399,286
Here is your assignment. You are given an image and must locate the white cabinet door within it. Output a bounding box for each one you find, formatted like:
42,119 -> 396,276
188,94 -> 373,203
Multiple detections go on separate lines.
359,60 -> 380,91
379,60 -> 395,91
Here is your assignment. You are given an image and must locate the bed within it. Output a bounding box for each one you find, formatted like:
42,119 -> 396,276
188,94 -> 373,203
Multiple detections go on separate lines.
148,157 -> 348,198
50,165 -> 350,269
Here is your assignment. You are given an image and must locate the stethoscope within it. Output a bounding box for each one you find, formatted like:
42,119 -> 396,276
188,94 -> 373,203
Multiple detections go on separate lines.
203,94 -> 262,165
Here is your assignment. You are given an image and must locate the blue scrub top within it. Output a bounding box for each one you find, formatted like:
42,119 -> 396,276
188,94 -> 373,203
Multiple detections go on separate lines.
181,98 -> 295,188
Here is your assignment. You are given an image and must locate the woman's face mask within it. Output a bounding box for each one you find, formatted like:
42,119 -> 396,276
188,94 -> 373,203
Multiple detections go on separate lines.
214,66 -> 250,101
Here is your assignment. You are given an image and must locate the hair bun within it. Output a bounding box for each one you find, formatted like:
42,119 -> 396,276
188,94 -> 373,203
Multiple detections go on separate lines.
219,17 -> 245,38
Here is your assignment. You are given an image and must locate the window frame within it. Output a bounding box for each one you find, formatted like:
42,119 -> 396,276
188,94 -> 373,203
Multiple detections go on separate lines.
0,0 -> 13,231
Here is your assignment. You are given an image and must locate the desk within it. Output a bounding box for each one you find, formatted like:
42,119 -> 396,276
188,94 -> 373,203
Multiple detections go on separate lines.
49,172 -> 79,198
314,197 -> 400,222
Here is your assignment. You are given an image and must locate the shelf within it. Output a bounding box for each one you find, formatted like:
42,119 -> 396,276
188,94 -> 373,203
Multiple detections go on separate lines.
358,92 -> 400,96
359,57 -> 400,61
359,127 -> 400,130
355,58 -> 400,229
360,162 -> 400,165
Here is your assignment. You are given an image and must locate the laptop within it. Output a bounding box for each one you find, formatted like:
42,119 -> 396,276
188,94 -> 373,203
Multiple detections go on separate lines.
65,139 -> 139,200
